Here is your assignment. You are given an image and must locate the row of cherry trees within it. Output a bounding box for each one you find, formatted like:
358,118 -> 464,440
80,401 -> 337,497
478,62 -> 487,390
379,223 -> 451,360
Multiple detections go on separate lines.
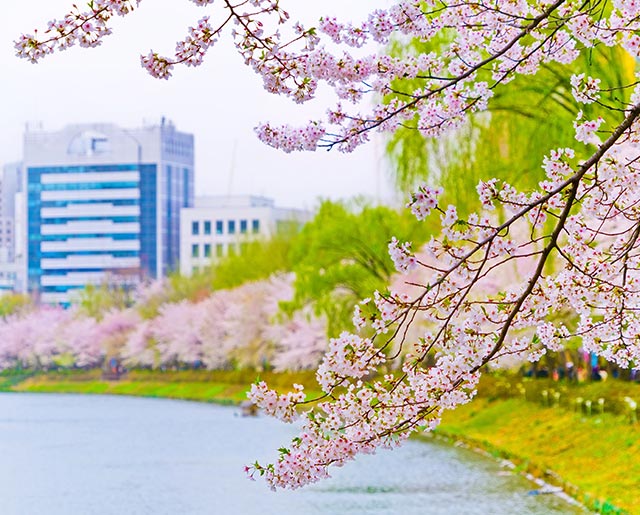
0,274 -> 326,373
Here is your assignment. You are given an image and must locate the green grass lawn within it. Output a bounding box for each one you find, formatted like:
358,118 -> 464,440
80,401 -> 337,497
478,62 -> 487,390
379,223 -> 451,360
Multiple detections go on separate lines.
10,369 -> 323,405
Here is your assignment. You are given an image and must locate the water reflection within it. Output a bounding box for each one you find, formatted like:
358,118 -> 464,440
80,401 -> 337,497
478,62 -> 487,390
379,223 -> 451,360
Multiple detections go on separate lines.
0,393 -> 584,515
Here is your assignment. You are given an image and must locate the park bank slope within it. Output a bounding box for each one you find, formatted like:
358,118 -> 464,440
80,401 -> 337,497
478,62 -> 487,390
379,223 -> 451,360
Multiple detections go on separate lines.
436,397 -> 639,514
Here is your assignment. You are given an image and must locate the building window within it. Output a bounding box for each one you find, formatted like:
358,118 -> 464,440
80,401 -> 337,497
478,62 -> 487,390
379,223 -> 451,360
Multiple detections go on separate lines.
228,220 -> 236,234
252,219 -> 260,233
216,220 -> 223,235
204,244 -> 211,258
204,221 -> 211,235
240,220 -> 248,234
216,244 -> 224,257
191,221 -> 199,235
191,244 -> 199,258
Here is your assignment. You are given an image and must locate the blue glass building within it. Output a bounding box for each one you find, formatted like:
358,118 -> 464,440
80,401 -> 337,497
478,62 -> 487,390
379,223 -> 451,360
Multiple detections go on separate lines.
23,120 -> 194,304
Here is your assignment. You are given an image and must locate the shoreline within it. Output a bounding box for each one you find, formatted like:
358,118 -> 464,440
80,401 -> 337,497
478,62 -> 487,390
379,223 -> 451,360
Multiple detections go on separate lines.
5,371 -> 636,514
423,431 -> 593,512
421,431 -> 585,510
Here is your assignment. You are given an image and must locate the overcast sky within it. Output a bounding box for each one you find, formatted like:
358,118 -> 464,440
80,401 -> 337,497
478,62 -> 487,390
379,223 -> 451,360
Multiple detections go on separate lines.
0,1 -> 397,210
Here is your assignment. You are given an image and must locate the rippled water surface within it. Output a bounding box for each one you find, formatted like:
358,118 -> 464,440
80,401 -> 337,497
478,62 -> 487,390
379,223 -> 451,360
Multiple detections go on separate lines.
0,393 -> 584,515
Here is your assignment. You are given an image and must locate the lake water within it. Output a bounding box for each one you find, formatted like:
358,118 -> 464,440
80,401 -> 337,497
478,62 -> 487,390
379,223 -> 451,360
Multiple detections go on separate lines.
0,393 -> 584,515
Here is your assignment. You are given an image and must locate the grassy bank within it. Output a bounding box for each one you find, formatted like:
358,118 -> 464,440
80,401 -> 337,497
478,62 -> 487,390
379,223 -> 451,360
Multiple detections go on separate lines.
8,369 -> 322,405
6,370 -> 639,513
438,396 -> 639,514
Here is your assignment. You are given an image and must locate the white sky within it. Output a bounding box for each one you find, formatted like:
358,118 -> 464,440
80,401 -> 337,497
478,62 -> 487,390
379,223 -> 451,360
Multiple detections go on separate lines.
0,1 -> 397,210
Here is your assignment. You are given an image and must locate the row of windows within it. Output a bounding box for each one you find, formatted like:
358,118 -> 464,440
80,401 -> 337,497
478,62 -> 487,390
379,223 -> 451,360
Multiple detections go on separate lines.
190,242 -> 250,259
41,199 -> 140,208
41,250 -> 139,259
192,243 -> 215,258
42,285 -> 85,293
37,181 -> 139,192
32,268 -> 106,276
42,216 -> 139,224
191,219 -> 260,236
40,233 -> 139,241
163,138 -> 193,158
31,164 -> 139,174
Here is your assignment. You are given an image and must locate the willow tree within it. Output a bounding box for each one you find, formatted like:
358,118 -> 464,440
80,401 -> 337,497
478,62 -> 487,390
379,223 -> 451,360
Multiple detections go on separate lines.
387,41 -> 636,209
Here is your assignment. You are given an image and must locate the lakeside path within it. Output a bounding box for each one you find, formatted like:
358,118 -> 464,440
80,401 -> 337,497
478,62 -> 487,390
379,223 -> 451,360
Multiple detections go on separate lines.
6,370 -> 639,514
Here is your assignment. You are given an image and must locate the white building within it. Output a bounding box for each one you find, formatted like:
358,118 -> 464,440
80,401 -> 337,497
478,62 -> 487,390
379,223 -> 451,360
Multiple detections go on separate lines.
0,162 -> 22,264
23,119 -> 194,304
0,162 -> 25,292
0,256 -> 19,294
179,195 -> 310,276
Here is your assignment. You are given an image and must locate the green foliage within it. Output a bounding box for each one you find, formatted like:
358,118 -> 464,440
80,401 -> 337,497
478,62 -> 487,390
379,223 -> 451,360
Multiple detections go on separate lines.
0,293 -> 31,319
386,40 -> 636,213
135,287 -> 170,320
75,283 -> 134,319
167,232 -> 295,303
208,232 -> 294,290
285,199 -> 434,336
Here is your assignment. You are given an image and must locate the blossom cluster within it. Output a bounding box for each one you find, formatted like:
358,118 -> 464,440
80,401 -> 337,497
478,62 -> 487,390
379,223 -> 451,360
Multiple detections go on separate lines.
15,0 -> 140,62
406,185 -> 442,221
388,237 -> 417,274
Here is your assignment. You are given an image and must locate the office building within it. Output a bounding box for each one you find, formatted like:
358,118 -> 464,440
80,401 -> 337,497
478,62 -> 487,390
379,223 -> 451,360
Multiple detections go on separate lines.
24,119 -> 194,304
179,195 -> 310,276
